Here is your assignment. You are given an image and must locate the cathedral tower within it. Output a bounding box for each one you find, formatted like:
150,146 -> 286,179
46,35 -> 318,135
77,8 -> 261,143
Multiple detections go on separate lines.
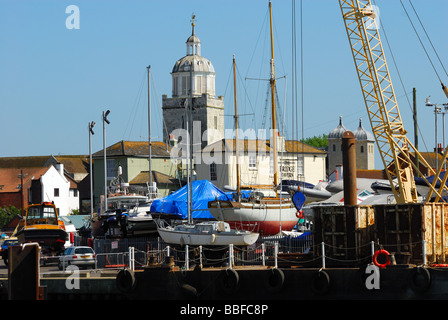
162,15 -> 224,148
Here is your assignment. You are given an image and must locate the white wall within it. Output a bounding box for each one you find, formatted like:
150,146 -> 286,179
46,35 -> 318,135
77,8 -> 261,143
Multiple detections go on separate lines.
40,165 -> 79,216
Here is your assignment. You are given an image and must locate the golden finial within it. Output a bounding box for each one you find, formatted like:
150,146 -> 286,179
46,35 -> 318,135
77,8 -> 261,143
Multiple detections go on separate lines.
191,13 -> 196,34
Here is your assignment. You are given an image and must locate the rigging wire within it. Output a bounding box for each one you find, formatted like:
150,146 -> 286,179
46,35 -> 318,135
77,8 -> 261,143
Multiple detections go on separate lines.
400,0 -> 445,84
371,0 -> 429,152
123,69 -> 146,140
408,0 -> 448,79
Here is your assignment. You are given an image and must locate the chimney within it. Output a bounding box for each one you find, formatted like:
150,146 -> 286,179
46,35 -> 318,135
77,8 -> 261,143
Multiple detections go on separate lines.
55,163 -> 64,176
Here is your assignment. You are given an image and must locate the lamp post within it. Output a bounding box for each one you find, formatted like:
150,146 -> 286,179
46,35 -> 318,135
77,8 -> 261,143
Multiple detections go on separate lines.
88,121 -> 95,217
102,110 -> 110,213
425,96 -> 448,171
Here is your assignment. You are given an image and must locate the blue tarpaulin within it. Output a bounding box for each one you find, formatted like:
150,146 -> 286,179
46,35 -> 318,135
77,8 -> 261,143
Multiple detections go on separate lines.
150,180 -> 307,220
150,180 -> 234,219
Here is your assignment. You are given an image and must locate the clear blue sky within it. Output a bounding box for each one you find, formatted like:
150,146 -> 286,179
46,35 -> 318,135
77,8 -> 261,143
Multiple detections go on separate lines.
1,0 -> 447,170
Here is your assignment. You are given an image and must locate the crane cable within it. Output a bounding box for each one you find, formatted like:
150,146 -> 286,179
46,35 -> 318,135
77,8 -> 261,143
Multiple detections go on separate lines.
400,0 -> 448,99
371,0 -> 430,153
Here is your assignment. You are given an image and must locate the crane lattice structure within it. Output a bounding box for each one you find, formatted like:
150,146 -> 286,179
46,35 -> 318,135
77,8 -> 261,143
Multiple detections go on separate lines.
339,0 -> 448,203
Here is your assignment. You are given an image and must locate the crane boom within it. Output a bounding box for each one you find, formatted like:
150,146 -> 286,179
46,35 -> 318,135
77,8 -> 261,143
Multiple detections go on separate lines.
339,0 -> 448,203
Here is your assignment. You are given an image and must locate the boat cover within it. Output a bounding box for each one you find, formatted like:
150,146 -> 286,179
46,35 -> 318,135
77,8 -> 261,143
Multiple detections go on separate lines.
292,191 -> 306,211
150,180 -> 236,219
415,171 -> 448,188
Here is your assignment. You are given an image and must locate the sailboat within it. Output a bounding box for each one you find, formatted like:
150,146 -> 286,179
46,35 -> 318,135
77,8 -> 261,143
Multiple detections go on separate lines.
208,1 -> 306,236
155,18 -> 259,247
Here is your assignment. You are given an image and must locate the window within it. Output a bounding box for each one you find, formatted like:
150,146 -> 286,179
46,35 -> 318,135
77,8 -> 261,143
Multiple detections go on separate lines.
249,155 -> 257,169
297,156 -> 304,177
210,163 -> 217,181
54,188 -> 59,197
361,146 -> 364,153
70,188 -> 78,197
106,159 -> 116,181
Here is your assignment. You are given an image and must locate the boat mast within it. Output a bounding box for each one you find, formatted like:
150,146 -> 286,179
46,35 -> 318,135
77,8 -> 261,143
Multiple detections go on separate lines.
233,55 -> 241,199
147,65 -> 153,198
187,14 -> 196,225
269,0 -> 278,194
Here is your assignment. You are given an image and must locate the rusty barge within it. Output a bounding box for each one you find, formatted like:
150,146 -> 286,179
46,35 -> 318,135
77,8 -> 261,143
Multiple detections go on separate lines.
4,202 -> 448,300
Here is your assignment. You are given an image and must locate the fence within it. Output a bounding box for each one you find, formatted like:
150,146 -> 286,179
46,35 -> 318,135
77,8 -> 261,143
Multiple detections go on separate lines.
78,233 -> 313,270
72,233 -> 433,270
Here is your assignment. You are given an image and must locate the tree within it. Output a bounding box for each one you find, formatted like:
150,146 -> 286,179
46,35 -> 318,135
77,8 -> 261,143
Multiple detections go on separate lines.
300,134 -> 328,149
0,205 -> 21,229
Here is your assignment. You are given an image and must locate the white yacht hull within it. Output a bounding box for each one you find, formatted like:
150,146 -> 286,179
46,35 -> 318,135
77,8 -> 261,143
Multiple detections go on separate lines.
157,224 -> 259,246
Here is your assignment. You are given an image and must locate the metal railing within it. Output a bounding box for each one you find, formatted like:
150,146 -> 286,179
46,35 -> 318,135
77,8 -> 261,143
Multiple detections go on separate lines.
80,233 -> 313,270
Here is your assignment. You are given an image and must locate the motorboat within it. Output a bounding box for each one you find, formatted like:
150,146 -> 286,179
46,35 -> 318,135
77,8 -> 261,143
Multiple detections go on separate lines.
15,202 -> 67,254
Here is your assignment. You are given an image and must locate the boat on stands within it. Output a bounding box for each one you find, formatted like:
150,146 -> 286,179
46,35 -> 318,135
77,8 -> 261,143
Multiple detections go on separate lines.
15,202 -> 67,254
92,174 -> 158,238
208,6 -> 306,236
156,219 -> 259,247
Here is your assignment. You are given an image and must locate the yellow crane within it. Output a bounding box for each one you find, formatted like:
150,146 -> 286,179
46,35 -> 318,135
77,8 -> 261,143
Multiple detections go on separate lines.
338,0 -> 448,203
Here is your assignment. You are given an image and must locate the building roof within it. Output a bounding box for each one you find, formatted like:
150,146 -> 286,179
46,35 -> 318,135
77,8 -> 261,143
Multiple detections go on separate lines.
328,116 -> 347,139
201,139 -> 272,154
283,140 -> 326,154
130,170 -> 183,187
93,141 -> 171,158
60,215 -> 90,229
172,55 -> 215,73
353,118 -> 375,141
328,116 -> 374,141
200,138 -> 325,155
0,167 -> 49,193
0,155 -> 89,174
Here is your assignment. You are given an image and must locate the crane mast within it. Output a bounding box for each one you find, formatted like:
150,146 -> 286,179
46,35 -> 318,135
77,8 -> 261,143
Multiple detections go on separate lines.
339,0 -> 448,203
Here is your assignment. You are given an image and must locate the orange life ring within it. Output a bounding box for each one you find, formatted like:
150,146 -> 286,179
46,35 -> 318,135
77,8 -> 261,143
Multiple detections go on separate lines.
373,249 -> 390,269
296,210 -> 304,219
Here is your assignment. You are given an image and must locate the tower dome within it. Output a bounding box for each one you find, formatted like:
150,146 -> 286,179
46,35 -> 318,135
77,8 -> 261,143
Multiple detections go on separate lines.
328,116 -> 347,139
171,15 -> 216,98
353,118 -> 374,141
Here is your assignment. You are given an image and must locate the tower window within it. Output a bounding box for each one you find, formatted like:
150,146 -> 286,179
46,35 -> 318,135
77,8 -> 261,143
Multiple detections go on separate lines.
361,146 -> 364,153
210,163 -> 217,181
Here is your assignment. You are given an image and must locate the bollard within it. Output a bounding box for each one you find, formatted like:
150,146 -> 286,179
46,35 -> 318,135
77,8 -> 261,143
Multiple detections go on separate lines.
128,247 -> 135,271
262,243 -> 266,266
274,242 -> 278,268
199,245 -> 203,268
321,242 -> 326,269
185,245 -> 189,270
229,244 -> 234,268
422,240 -> 427,265
371,241 -> 375,260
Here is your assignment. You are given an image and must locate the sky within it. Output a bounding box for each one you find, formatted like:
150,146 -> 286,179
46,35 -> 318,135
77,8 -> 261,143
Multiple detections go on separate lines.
1,0 -> 447,171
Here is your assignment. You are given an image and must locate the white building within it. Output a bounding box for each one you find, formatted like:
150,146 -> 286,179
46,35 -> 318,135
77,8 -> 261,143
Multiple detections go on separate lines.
195,137 -> 327,189
38,164 -> 79,216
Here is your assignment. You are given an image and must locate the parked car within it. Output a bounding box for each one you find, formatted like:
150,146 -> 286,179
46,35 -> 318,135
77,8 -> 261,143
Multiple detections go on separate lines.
0,238 -> 19,265
58,246 -> 96,270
